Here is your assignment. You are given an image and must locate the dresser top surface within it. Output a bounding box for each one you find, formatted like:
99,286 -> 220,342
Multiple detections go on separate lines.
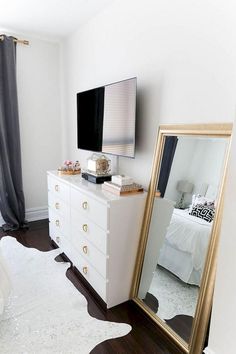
47,171 -> 146,203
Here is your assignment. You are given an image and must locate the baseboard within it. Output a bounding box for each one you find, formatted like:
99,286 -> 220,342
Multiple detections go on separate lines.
0,206 -> 48,226
26,206 -> 48,222
204,347 -> 215,354
0,214 -> 4,226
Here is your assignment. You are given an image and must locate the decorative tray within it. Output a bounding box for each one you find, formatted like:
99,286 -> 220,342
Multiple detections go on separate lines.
57,160 -> 81,175
57,169 -> 81,175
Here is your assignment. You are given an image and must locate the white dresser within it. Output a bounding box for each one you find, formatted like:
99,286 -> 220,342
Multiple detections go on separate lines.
47,171 -> 146,308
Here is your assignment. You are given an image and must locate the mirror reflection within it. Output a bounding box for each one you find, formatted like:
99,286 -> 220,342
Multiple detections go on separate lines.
138,135 -> 229,343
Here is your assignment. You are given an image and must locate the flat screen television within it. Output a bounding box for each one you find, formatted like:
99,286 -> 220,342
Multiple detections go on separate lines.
77,77 -> 137,158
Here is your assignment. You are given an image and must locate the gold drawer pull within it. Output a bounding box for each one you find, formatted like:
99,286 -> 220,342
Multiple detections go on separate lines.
56,236 -> 60,243
55,219 -> 60,227
82,224 -> 88,232
82,266 -> 88,275
82,201 -> 88,210
82,246 -> 88,254
55,202 -> 60,209
55,184 -> 59,192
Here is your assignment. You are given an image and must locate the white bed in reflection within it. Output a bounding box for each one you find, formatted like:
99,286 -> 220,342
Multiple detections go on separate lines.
158,208 -> 213,286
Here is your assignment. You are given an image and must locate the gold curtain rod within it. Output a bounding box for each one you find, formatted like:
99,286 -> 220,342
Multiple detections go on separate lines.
0,35 -> 29,45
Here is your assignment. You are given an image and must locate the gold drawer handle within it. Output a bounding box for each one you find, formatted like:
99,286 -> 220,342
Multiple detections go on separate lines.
82,266 -> 88,275
82,246 -> 88,254
55,184 -> 59,192
55,202 -> 60,209
56,236 -> 60,243
55,219 -> 60,227
82,201 -> 88,210
82,224 -> 88,232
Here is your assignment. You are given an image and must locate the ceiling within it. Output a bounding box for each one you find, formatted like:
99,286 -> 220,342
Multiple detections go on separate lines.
0,0 -> 113,41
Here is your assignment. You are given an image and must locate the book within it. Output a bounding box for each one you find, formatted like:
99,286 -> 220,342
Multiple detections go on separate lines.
111,175 -> 133,186
102,181 -> 143,195
103,181 -> 143,191
102,184 -> 143,195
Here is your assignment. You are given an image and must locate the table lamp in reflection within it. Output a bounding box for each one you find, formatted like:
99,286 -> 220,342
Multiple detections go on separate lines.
176,180 -> 194,209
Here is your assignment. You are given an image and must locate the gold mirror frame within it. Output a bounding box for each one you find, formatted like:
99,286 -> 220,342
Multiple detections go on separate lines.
132,123 -> 232,354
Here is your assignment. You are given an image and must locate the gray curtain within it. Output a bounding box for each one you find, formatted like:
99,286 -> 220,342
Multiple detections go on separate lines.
0,35 -> 27,231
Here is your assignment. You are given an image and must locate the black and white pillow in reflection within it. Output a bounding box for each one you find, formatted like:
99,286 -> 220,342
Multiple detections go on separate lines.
189,204 -> 215,223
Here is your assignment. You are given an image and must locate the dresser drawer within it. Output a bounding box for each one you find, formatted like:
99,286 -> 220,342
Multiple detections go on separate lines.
49,221 -> 62,245
73,255 -> 107,302
71,209 -> 107,254
48,191 -> 70,219
72,234 -> 107,278
49,208 -> 70,239
71,187 -> 108,230
48,175 -> 69,203
49,227 -> 71,255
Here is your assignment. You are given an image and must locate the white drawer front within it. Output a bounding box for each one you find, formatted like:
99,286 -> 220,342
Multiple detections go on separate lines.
49,226 -> 71,256
49,219 -> 65,247
73,255 -> 107,302
71,234 -> 107,279
48,192 -> 70,219
59,236 -> 77,262
47,175 -> 69,203
71,209 -> 107,255
49,208 -> 70,239
71,187 -> 108,230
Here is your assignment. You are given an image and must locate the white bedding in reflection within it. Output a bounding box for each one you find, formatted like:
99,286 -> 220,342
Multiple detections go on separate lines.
165,208 -> 212,271
0,244 -> 11,315
158,208 -> 212,285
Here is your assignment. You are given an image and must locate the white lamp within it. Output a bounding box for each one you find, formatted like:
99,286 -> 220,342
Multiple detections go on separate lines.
176,180 -> 194,209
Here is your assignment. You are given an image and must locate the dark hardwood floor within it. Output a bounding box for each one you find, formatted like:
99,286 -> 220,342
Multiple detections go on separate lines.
0,219 -> 186,354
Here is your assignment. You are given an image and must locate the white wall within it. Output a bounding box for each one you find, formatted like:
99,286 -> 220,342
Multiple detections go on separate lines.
61,0 -> 236,187
206,124 -> 236,354
60,1 -> 236,353
165,137 -> 228,205
164,138 -> 197,203
189,139 -> 228,192
16,36 -> 62,217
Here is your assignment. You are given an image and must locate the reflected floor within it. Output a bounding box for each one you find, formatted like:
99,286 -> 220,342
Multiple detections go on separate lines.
149,266 -> 199,321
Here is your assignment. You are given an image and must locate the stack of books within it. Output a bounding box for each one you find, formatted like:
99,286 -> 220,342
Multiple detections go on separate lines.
102,181 -> 143,196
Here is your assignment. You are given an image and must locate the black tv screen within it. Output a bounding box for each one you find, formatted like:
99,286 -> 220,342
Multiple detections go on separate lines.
77,77 -> 136,158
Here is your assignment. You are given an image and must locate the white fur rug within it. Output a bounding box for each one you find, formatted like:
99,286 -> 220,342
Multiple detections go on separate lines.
149,266 -> 199,320
0,237 -> 131,354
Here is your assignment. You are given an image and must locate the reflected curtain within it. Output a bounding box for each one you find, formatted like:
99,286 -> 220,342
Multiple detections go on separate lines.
157,136 -> 178,197
0,35 -> 27,231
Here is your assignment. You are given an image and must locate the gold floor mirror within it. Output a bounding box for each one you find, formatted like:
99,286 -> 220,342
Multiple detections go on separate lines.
132,123 -> 232,354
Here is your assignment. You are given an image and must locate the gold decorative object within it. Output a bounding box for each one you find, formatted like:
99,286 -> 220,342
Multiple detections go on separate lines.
87,154 -> 111,176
